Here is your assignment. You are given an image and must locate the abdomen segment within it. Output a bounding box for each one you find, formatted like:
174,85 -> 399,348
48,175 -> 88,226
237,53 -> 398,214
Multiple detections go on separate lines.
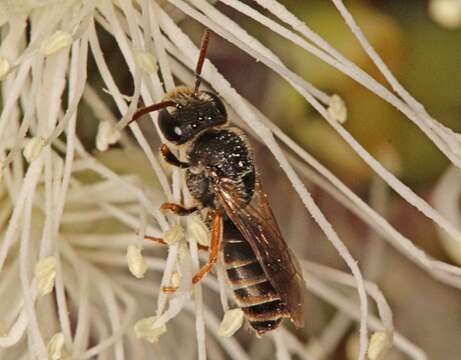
223,221 -> 289,335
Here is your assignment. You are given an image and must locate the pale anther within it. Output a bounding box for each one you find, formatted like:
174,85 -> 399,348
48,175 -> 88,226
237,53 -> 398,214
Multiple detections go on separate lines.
368,331 -> 392,360
96,121 -> 121,151
217,308 -> 244,337
163,224 -> 184,245
328,94 -> 347,124
134,316 -> 167,343
135,51 -> 158,74
171,271 -> 181,287
127,245 -> 148,279
429,0 -> 461,28
47,333 -> 71,360
188,215 -> 210,247
0,56 -> 10,80
35,256 -> 57,296
23,136 -> 46,162
40,30 -> 73,56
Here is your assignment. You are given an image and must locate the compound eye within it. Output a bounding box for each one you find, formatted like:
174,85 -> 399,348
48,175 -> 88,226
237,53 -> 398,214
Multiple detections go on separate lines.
158,108 -> 184,143
203,91 -> 227,120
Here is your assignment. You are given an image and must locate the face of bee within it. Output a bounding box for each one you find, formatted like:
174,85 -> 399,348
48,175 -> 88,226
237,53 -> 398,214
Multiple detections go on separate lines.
158,90 -> 227,145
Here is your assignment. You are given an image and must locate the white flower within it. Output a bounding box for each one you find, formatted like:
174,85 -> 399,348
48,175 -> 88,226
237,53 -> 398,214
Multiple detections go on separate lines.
1,1 -> 460,359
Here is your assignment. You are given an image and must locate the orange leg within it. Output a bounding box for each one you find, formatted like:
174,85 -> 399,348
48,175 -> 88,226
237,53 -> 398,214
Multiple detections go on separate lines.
161,202 -> 198,216
160,144 -> 190,169
192,210 -> 222,284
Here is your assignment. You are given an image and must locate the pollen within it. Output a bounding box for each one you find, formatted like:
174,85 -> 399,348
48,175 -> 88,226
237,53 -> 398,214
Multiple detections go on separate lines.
135,51 -> 158,74
367,331 -> 392,360
0,56 -> 10,80
171,271 -> 182,287
217,308 -> 244,337
127,245 -> 148,279
23,136 -> 46,162
188,215 -> 210,247
35,256 -> 57,296
40,30 -> 73,56
328,94 -> 347,124
134,316 -> 167,343
47,333 -> 71,360
0,321 -> 7,337
163,224 -> 184,245
96,121 -> 121,151
177,242 -> 190,263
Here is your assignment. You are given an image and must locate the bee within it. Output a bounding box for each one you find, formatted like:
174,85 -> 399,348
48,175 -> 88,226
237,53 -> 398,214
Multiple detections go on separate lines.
130,30 -> 305,335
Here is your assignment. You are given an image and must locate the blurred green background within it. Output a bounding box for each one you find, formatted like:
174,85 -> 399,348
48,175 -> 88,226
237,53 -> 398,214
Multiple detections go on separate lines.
199,0 -> 461,189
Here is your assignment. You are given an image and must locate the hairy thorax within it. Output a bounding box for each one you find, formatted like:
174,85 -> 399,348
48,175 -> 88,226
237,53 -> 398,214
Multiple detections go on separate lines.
185,128 -> 255,209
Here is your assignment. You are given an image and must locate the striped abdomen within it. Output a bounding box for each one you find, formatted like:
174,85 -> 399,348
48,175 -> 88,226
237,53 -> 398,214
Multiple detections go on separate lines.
223,221 -> 289,335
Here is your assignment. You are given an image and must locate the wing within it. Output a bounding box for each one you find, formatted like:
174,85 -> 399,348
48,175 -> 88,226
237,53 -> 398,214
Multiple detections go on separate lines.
214,176 -> 305,327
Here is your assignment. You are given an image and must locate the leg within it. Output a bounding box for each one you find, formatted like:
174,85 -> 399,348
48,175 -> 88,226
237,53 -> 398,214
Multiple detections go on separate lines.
192,209 -> 222,284
161,144 -> 190,169
161,202 -> 198,216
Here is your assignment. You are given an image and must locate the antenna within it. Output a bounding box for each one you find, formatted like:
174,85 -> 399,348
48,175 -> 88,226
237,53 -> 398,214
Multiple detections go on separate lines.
128,29 -> 211,125
193,29 -> 211,94
129,100 -> 176,125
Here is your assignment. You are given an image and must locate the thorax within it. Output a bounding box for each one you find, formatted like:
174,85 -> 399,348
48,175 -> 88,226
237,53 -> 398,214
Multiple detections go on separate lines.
185,128 -> 255,208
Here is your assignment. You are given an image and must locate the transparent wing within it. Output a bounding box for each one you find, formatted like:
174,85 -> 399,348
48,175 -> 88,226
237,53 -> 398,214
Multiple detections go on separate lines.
214,176 -> 305,327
